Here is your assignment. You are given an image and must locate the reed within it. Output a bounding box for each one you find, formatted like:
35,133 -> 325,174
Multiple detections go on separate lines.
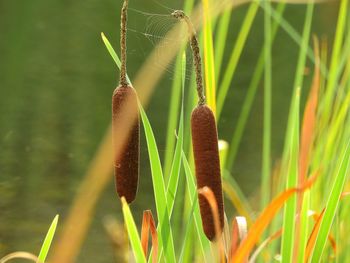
112,0 -> 140,203
172,10 -> 224,241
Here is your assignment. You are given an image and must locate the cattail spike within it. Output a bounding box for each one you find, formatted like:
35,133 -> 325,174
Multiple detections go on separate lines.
113,0 -> 140,204
192,105 -> 224,240
113,86 -> 140,204
173,10 -> 224,240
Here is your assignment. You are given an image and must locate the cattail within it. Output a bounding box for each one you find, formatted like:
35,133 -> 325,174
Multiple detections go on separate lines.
172,10 -> 224,241
112,0 -> 140,204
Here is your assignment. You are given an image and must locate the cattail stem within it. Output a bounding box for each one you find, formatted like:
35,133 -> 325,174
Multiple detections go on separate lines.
172,10 -> 224,241
172,10 -> 205,105
113,0 -> 140,204
120,0 -> 129,87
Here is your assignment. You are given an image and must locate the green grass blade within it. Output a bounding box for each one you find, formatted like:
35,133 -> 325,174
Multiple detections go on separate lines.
216,2 -> 259,119
323,91 -> 350,164
292,3 -> 314,97
182,152 -> 211,262
280,3 -> 314,187
165,52 -> 187,253
140,106 -> 176,262
202,0 -> 217,114
261,0 -> 272,209
310,140 -> 350,262
163,55 -> 183,182
225,3 -> 286,170
334,32 -> 350,86
166,53 -> 186,215
101,32 -> 131,84
276,7 -> 313,257
183,73 -> 197,154
260,3 -> 327,77
214,8 -> 231,81
183,0 -> 195,14
121,198 -> 147,263
281,88 -> 300,263
321,0 -> 348,118
37,215 -> 59,263
178,200 -> 196,263
297,190 -> 310,263
218,140 -> 229,171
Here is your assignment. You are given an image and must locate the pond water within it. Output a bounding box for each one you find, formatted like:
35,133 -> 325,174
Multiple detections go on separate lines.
0,0 -> 337,262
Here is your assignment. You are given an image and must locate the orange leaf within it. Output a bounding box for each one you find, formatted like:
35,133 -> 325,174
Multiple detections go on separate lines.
198,187 -> 225,263
299,36 -> 320,185
305,203 -> 343,262
231,173 -> 318,263
304,208 -> 325,261
140,210 -> 158,263
294,39 -> 321,260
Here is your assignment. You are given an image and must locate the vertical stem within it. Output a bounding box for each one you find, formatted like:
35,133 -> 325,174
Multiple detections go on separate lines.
172,11 -> 206,105
119,0 -> 128,86
202,0 -> 216,114
262,0 -> 272,210
189,31 -> 206,106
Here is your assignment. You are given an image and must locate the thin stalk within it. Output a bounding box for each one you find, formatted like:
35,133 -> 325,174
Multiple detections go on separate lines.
163,56 -> 183,179
172,10 -> 205,105
321,0 -> 348,121
261,0 -> 272,210
280,3 -> 314,193
281,4 -> 314,262
216,2 -> 259,119
226,3 -> 286,170
214,8 -> 232,82
260,3 -> 328,78
281,88 -> 300,263
202,0 -> 217,114
119,0 -> 128,86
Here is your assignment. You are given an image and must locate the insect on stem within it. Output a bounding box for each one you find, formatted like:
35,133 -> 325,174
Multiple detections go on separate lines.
172,10 -> 206,105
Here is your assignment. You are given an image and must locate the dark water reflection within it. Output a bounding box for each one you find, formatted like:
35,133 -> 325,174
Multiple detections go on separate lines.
0,0 -> 337,261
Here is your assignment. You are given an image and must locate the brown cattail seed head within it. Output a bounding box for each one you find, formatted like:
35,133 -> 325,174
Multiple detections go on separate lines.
112,85 -> 140,203
191,104 -> 224,240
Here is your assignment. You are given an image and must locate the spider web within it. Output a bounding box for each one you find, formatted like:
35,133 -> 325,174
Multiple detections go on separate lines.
127,6 -> 194,80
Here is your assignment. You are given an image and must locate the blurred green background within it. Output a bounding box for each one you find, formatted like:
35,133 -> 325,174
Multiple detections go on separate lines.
0,0 -> 337,261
